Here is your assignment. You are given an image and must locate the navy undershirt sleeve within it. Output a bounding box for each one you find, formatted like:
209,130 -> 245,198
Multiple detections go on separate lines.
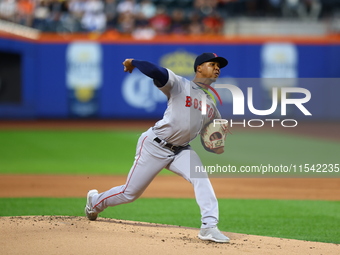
131,60 -> 169,87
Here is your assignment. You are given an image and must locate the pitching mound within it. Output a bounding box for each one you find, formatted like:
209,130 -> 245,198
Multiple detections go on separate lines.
1,216 -> 339,255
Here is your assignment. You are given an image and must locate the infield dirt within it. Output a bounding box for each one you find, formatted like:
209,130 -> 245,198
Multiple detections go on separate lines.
1,174 -> 340,255
1,215 -> 339,255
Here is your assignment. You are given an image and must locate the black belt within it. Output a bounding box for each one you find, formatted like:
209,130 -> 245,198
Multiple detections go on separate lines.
154,137 -> 188,154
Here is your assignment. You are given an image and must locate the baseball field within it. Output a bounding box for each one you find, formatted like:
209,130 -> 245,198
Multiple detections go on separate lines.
0,120 -> 339,255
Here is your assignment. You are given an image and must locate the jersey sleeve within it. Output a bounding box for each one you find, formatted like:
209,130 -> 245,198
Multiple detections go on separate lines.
131,59 -> 169,87
158,69 -> 185,98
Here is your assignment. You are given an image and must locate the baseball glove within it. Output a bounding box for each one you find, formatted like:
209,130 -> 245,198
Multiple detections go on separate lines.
200,121 -> 230,154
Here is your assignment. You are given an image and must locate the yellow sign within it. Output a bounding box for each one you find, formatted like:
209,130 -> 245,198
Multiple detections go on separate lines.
160,50 -> 196,76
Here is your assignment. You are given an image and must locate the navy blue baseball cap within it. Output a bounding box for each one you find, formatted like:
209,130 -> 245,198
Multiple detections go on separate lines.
194,53 -> 228,72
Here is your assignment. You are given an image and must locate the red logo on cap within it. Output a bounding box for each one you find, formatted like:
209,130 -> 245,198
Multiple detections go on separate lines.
213,53 -> 218,57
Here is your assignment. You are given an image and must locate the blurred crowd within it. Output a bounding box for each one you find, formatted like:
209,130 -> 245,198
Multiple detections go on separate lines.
0,0 -> 338,37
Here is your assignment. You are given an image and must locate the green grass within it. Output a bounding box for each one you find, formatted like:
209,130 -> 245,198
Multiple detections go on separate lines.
0,197 -> 339,244
191,131 -> 340,177
0,130 -> 339,177
0,131 -> 141,174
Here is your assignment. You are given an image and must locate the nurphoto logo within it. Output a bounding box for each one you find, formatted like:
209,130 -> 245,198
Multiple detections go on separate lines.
202,84 -> 312,128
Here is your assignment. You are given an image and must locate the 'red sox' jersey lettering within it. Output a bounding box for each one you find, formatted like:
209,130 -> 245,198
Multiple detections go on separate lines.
185,96 -> 215,120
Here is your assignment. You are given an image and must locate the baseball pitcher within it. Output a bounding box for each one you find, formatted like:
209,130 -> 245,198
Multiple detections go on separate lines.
85,53 -> 230,243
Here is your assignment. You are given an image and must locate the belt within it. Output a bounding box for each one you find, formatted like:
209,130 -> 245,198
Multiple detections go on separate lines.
154,137 -> 188,153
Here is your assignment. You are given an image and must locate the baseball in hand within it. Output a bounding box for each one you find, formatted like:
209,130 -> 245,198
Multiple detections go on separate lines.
123,59 -> 135,73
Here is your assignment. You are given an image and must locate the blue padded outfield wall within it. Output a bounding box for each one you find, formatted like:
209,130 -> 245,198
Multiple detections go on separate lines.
0,36 -> 339,120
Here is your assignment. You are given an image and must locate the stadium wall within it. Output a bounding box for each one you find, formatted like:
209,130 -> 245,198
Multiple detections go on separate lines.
0,35 -> 339,120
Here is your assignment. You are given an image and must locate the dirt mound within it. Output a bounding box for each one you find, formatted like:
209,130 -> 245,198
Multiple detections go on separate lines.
1,216 -> 339,255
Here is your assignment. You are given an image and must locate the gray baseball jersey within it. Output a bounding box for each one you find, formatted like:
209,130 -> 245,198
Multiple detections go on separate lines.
153,69 -> 221,145
91,68 -> 221,228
